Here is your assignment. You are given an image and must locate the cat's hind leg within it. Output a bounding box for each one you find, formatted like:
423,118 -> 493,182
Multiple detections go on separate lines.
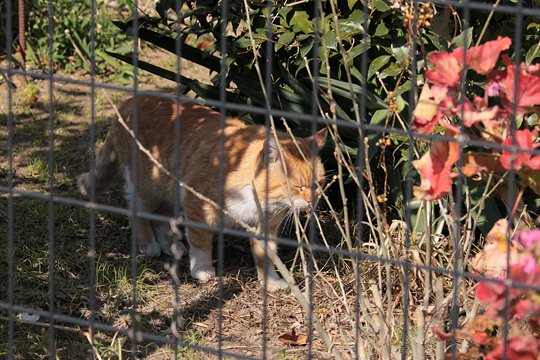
123,168 -> 162,257
134,218 -> 162,257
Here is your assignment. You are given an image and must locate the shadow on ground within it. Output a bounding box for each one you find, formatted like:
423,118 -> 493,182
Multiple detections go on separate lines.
0,78 -> 284,359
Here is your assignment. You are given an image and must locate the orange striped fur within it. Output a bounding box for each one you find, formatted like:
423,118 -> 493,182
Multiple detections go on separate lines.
78,95 -> 326,290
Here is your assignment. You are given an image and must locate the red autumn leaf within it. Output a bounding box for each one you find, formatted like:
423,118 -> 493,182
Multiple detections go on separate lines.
476,281 -> 505,304
467,36 -> 512,75
471,331 -> 490,345
412,84 -> 450,133
278,329 -> 308,346
426,47 -> 465,87
462,153 -> 502,177
413,141 -> 460,200
500,129 -> 540,171
432,327 -> 454,341
497,64 -> 540,112
458,97 -> 500,128
480,113 -> 509,142
513,299 -> 540,321
485,336 -> 539,360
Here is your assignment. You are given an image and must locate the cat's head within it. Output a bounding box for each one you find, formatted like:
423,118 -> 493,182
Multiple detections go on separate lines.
262,128 -> 327,210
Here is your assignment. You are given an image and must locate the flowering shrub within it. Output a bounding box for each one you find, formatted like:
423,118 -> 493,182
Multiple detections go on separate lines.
434,222 -> 540,359
412,37 -> 540,201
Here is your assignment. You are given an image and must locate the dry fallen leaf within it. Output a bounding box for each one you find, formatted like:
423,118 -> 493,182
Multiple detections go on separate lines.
470,218 -> 519,276
278,328 -> 308,346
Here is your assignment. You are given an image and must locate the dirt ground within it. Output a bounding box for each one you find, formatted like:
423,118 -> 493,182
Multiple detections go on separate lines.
0,46 -> 362,359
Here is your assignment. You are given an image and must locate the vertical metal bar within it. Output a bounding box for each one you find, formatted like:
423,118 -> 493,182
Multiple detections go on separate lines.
355,1 -> 370,357
88,0 -> 98,355
217,0 -> 230,357
129,1 -> 141,358
448,0 -> 471,358
5,0 -> 15,357
172,1 -> 184,358
306,0 -> 322,357
46,0 -> 56,358
501,0 -> 524,357
448,2 -> 470,358
261,0 -> 274,356
402,0 -> 420,357
17,0 -> 25,71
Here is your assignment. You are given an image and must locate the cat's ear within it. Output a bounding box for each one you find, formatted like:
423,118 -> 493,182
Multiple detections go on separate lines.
263,136 -> 280,163
306,128 -> 327,151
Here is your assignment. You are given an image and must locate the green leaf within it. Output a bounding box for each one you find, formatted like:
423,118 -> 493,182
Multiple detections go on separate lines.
290,11 -> 313,34
95,49 -> 127,71
372,0 -> 391,11
371,109 -> 391,125
316,77 -> 388,110
451,27 -> 474,49
323,31 -> 337,50
276,31 -> 295,51
423,30 -> 448,51
391,44 -> 410,67
516,114 -> 524,129
349,9 -> 368,24
337,10 -> 367,39
526,43 -> 540,64
378,62 -> 402,79
374,22 -> 389,37
368,55 -> 391,79
346,43 -> 369,65
528,113 -> 539,126
394,81 -> 412,97
300,42 -> 313,58
396,94 -> 407,111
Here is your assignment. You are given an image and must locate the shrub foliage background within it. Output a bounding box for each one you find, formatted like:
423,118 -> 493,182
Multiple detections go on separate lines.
111,0 -> 540,230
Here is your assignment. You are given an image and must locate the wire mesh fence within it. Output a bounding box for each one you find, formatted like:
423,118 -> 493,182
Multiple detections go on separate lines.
2,0 -> 540,359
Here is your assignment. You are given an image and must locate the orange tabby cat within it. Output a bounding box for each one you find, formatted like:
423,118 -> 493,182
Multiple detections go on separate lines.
78,95 -> 326,291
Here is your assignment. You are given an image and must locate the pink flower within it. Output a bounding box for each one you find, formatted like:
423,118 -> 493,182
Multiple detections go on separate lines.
515,229 -> 540,250
486,81 -> 501,97
519,256 -> 538,274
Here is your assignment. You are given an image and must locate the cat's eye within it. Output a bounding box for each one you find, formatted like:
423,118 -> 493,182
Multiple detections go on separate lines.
296,185 -> 306,192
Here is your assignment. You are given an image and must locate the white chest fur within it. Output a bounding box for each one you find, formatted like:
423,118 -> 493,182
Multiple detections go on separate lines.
225,186 -> 289,228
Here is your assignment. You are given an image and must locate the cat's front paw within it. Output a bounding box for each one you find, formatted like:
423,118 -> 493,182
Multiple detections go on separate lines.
168,242 -> 187,259
143,242 -> 162,257
77,173 -> 90,195
191,266 -> 216,283
265,277 -> 289,292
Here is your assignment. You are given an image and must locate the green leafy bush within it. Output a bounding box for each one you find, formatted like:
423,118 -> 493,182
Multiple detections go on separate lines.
25,0 -> 133,80
109,0 -> 538,226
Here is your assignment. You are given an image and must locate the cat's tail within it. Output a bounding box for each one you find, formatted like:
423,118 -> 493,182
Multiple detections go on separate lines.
78,131 -> 117,196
